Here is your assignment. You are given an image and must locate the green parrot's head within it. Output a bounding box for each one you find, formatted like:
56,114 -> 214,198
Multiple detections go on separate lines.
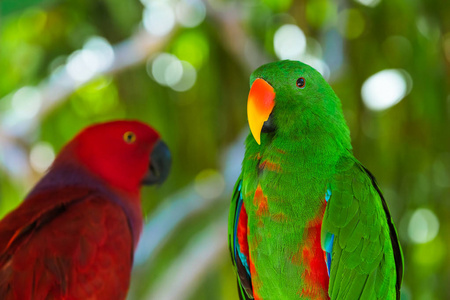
247,60 -> 351,150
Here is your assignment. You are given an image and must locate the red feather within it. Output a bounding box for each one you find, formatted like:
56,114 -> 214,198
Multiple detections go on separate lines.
0,121 -> 166,300
237,202 -> 249,260
0,187 -> 135,299
299,201 -> 329,300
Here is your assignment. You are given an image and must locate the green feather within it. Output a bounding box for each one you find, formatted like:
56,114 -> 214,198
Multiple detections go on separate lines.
228,60 -> 403,299
323,157 -> 402,299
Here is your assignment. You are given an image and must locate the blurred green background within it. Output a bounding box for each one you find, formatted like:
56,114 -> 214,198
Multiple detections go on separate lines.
1,0 -> 449,299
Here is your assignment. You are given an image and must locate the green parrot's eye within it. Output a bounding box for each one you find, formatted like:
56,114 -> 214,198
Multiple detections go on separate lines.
296,77 -> 306,88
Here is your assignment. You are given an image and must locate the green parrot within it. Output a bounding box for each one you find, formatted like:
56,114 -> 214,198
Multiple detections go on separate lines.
228,60 -> 403,300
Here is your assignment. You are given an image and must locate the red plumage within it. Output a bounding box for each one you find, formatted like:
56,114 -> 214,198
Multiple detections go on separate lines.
237,202 -> 249,260
0,120 -> 171,300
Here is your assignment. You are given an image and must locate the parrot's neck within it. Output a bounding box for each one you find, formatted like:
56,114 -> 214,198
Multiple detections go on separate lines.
28,162 -> 143,248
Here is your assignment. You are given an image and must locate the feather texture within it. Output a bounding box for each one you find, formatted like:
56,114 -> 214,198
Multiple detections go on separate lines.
0,120 -> 169,300
229,179 -> 254,300
322,157 -> 403,299
228,60 -> 403,299
0,187 -> 133,299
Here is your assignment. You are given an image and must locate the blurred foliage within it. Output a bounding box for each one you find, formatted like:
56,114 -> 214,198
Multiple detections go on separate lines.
1,0 -> 450,299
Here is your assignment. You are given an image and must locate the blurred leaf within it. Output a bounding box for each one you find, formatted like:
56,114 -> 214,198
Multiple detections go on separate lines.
0,0 -> 54,17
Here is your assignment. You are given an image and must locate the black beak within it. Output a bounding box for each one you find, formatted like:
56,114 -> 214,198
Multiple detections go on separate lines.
261,113 -> 276,133
142,140 -> 171,185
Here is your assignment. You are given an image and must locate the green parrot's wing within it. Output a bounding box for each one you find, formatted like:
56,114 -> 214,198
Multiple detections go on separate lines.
322,157 -> 403,300
228,175 -> 254,300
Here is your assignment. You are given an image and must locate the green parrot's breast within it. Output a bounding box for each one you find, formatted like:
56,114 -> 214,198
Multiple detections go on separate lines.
242,142 -> 336,299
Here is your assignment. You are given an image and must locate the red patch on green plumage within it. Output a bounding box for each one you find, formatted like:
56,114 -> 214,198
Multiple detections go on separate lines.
258,159 -> 281,172
250,153 -> 263,161
253,185 -> 269,217
301,201 -> 329,299
249,257 -> 262,300
292,200 -> 329,300
248,229 -> 262,300
237,202 -> 250,260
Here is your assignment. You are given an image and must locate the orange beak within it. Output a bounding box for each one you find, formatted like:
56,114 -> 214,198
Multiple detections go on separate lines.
247,78 -> 275,145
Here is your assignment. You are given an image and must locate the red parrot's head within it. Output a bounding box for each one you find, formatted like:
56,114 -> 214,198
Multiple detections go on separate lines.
55,120 -> 171,193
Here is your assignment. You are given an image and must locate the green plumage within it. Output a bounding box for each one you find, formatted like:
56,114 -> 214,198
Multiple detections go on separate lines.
228,60 -> 403,300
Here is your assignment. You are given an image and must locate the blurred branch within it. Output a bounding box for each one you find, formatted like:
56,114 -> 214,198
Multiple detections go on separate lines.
134,130 -> 245,265
134,184 -> 223,265
130,130 -> 245,299
0,0 -> 261,183
2,28 -> 175,138
1,0 -> 263,142
40,29 -> 173,111
0,28 -> 175,183
201,0 -> 270,73
143,215 -> 228,300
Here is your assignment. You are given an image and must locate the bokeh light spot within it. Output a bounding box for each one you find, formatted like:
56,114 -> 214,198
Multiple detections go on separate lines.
12,87 -> 42,119
83,36 -> 114,72
150,53 -> 178,86
361,69 -> 412,111
30,142 -> 55,173
165,59 -> 183,87
408,208 -> 439,244
149,54 -> 197,91
273,24 -> 306,60
66,50 -> 98,83
171,61 -> 197,92
143,2 -> 175,36
306,37 -> 324,59
337,9 -> 365,40
354,0 -> 381,7
301,55 -> 330,80
0,143 -> 29,178
416,16 -> 441,41
60,36 -> 114,84
175,0 -> 206,28
194,169 -> 226,200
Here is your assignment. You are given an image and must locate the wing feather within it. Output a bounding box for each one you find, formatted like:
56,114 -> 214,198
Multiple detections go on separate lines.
322,157 -> 403,300
228,177 -> 253,300
0,188 -> 133,299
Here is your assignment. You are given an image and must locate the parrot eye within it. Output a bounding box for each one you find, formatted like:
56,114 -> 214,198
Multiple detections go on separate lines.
296,77 -> 306,88
123,131 -> 136,144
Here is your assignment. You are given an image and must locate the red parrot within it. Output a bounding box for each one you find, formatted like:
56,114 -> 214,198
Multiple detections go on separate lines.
0,120 -> 171,300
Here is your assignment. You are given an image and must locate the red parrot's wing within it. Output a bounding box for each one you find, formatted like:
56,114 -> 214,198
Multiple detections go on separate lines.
0,187 -> 133,300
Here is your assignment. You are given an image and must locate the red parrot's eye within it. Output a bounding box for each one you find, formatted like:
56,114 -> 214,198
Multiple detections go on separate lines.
296,77 -> 306,88
123,131 -> 136,144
